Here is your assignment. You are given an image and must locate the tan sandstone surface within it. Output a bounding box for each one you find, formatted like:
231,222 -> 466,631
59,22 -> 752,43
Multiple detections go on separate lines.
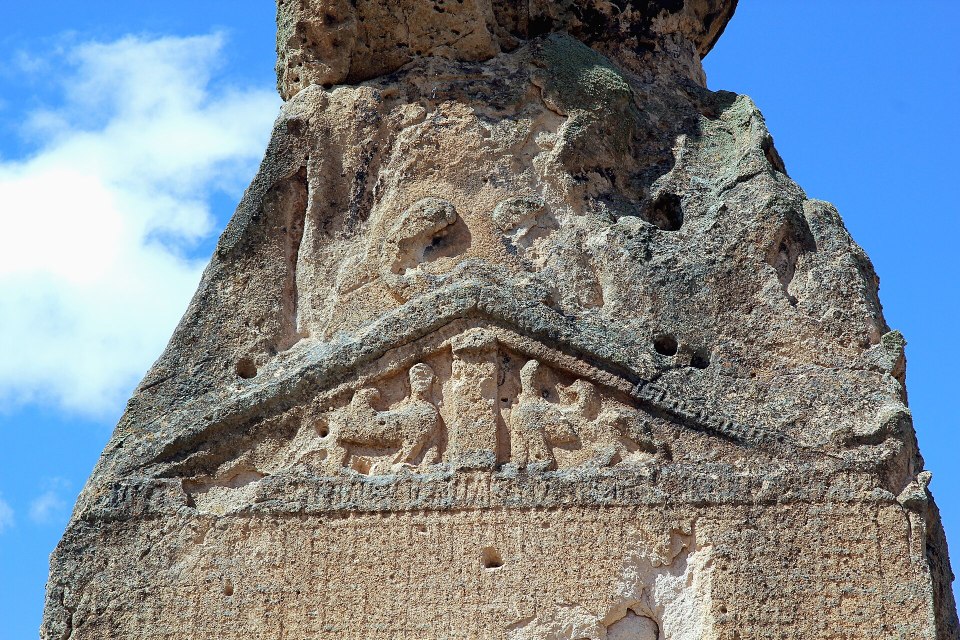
42,1 -> 958,638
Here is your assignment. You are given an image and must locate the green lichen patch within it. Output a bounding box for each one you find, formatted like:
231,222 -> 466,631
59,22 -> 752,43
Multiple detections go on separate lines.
533,33 -> 633,116
532,33 -> 639,168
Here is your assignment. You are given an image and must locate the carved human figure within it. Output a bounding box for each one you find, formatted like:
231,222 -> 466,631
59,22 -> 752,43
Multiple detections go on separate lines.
576,405 -> 660,468
510,360 -> 583,470
330,363 -> 442,473
511,359 -> 659,470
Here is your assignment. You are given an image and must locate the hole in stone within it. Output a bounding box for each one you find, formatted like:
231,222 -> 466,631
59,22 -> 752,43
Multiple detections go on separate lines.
648,193 -> 683,231
415,524 -> 427,534
316,420 -> 330,438
691,349 -> 711,369
285,118 -> 304,136
653,335 -> 679,357
223,580 -> 234,597
419,217 -> 471,264
480,546 -> 503,570
235,358 -> 258,379
528,16 -> 553,37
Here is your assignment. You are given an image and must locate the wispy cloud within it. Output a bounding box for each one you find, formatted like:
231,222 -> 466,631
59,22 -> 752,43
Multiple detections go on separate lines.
0,493 -> 13,533
28,478 -> 72,525
0,33 -> 279,416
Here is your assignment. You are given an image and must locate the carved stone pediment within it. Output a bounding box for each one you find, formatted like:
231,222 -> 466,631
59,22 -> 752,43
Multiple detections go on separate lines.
311,326 -> 664,476
170,323 -> 655,483
156,318 -> 811,518
152,275 -> 795,482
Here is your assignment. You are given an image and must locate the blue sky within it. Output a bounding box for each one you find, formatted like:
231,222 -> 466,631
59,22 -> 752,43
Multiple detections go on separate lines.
0,2 -> 957,637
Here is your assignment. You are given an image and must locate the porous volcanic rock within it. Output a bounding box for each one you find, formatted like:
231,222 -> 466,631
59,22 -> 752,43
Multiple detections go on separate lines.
43,1 -> 958,638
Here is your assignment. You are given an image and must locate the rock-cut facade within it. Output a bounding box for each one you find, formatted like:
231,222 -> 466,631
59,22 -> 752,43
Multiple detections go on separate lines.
42,1 -> 959,638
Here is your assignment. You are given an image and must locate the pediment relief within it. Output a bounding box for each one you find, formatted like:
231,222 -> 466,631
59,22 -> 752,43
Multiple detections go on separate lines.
165,320 -> 801,513
309,326 -> 665,477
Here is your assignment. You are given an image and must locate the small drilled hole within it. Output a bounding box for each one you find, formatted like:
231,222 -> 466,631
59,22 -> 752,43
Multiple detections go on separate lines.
223,580 -> 234,596
316,421 -> 330,438
653,335 -> 679,357
236,358 -> 257,379
480,546 -> 503,570
691,350 -> 711,369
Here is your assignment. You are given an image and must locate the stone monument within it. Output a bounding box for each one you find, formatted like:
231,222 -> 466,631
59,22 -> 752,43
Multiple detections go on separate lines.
42,1 -> 959,638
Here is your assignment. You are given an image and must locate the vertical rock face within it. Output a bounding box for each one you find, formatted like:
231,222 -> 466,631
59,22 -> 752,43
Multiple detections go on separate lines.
42,1 -> 958,638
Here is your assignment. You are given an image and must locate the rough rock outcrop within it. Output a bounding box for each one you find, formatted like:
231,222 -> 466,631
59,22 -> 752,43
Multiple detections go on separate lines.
43,1 -> 958,638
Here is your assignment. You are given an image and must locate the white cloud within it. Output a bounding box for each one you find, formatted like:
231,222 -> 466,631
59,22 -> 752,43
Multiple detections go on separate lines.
28,478 -> 71,525
0,493 -> 13,533
0,33 -> 279,416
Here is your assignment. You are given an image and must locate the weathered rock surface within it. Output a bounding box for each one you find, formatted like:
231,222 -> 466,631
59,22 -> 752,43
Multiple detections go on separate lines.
43,1 -> 958,638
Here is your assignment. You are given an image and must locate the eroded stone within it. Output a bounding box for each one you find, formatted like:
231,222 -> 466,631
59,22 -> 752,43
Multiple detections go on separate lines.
41,1 -> 958,639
